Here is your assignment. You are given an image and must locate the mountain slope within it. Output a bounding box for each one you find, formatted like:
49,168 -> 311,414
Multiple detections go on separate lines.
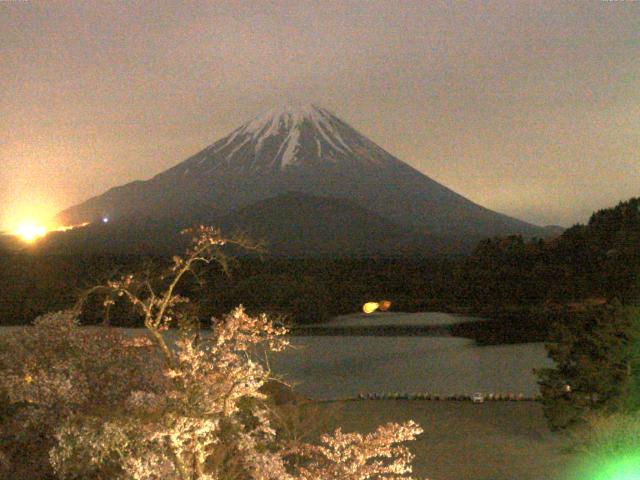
57,104 -> 552,252
38,193 -> 466,256
220,192 -> 461,256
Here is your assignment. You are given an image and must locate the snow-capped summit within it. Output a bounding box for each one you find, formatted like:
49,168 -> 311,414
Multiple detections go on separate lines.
243,103 -> 324,131
167,103 -> 394,175
57,104 -> 553,252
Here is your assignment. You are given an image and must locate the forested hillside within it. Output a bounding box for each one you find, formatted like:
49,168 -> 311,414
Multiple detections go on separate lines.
1,198 -> 638,334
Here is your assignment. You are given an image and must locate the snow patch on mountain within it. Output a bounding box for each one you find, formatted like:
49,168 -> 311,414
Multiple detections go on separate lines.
314,113 -> 351,155
279,124 -> 301,167
229,136 -> 252,157
244,104 -> 317,135
237,104 -> 355,163
170,103 -> 397,177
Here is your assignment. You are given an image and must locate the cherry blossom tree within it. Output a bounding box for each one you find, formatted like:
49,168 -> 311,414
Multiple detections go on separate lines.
1,227 -> 426,480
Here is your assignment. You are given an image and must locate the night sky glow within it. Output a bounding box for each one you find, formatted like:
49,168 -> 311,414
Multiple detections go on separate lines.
1,1 -> 639,231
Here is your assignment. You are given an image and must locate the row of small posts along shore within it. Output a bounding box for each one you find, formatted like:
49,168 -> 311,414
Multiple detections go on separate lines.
354,392 -> 541,401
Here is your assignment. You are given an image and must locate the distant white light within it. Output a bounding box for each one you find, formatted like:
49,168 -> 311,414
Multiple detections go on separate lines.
102,217 -> 109,223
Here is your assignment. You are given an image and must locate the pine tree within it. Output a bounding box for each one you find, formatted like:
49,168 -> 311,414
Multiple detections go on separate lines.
535,303 -> 634,430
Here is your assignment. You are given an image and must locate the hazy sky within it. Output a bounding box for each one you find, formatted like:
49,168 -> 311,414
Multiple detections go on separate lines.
1,0 -> 639,230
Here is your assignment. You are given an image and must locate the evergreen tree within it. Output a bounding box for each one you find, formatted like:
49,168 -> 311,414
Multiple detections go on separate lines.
536,303 -> 634,430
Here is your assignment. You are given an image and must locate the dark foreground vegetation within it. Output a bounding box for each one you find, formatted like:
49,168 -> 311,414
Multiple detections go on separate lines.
2,198 -> 639,342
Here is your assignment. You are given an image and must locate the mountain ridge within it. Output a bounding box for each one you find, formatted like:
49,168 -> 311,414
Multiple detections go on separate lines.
38,192 -> 475,256
56,104 -> 555,254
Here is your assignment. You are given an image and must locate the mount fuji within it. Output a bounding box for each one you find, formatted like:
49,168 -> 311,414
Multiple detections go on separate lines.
54,104 -> 556,255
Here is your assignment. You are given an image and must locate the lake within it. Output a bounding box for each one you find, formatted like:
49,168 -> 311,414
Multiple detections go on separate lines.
270,312 -> 552,400
271,336 -> 551,400
0,312 -> 553,401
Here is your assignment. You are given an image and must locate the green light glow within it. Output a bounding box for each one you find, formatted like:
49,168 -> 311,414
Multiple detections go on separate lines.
596,457 -> 640,480
570,455 -> 640,480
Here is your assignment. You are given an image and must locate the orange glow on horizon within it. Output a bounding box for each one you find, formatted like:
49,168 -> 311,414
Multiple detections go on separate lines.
11,220 -> 90,244
14,222 -> 47,243
4,201 -> 93,244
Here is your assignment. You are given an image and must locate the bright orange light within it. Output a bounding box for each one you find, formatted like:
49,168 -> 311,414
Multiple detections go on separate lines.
14,222 -> 47,243
11,220 -> 90,243
363,302 -> 380,314
54,222 -> 89,232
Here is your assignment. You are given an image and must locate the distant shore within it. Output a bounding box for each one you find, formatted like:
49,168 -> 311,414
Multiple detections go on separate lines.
291,308 -> 554,345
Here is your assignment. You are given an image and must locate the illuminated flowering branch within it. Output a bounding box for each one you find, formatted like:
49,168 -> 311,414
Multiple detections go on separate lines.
292,421 -> 424,480
85,226 -> 263,367
2,226 -> 426,480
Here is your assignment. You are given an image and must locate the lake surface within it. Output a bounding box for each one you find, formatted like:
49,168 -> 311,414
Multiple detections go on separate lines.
271,335 -> 551,400
0,312 -> 553,401
272,312 -> 553,400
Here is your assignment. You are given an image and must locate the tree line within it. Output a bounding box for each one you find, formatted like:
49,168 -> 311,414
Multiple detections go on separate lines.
1,197 -> 639,335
